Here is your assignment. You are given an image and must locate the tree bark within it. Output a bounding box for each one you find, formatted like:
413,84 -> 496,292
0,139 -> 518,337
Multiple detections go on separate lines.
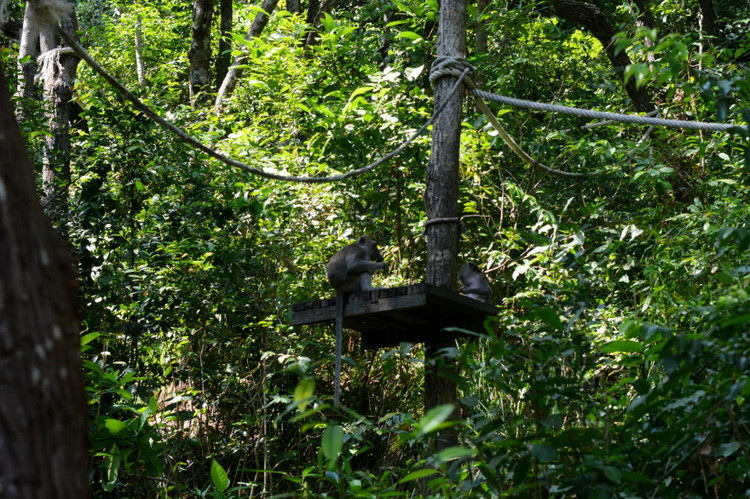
633,0 -> 656,30
543,0 -> 655,113
0,68 -> 91,499
286,0 -> 300,15
135,15 -> 146,87
215,0 -> 280,110
697,0 -> 718,43
216,0 -> 233,89
39,8 -> 80,234
15,1 -> 39,121
423,0 -> 466,449
302,0 -> 320,50
633,0 -> 656,63
189,0 -> 214,105
302,0 -> 340,52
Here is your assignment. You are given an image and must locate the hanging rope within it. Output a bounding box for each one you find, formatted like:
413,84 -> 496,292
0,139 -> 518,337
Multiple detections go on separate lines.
55,26 -> 468,184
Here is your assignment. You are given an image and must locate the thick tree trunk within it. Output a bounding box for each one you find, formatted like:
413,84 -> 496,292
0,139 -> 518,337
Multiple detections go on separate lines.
216,0 -> 233,89
0,68 -> 91,499
15,1 -> 39,121
697,0 -> 718,43
544,0 -> 655,113
215,0 -> 280,110
39,8 -> 80,234
286,0 -> 300,14
633,0 -> 656,30
633,0 -> 656,63
189,0 -> 214,105
423,0 -> 466,449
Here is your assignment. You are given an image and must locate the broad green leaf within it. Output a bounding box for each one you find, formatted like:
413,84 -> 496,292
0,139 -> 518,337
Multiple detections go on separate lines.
293,377 -> 315,411
600,340 -> 643,354
436,446 -> 473,461
104,418 -> 128,434
102,444 -> 121,492
81,332 -> 101,346
603,465 -> 622,484
321,425 -> 344,467
418,404 -> 455,435
398,468 -> 439,484
211,459 -> 229,492
530,444 -> 556,462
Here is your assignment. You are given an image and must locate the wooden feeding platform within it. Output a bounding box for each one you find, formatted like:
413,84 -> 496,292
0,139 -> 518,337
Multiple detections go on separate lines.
290,283 -> 497,349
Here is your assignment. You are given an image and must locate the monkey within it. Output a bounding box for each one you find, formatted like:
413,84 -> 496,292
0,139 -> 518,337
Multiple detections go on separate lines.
459,262 -> 492,303
326,235 -> 387,405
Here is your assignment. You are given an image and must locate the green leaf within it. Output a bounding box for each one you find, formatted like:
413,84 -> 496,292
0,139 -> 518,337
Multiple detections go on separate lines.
436,446 -> 473,461
293,377 -> 315,411
603,465 -> 622,484
418,404 -> 455,435
322,425 -> 344,469
398,468 -> 439,483
718,441 -> 741,457
600,340 -> 643,354
320,12 -> 335,32
81,332 -> 101,346
211,459 -> 229,492
396,31 -> 424,43
530,444 -> 556,462
102,444 -> 122,492
104,418 -> 128,434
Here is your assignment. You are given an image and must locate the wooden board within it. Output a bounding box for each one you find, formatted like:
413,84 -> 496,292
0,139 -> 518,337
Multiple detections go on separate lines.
290,284 -> 497,349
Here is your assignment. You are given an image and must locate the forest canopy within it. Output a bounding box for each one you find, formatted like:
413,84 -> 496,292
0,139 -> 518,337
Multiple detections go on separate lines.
1,0 -> 749,496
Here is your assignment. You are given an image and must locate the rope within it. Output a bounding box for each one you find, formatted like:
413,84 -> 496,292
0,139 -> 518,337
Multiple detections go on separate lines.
428,57 -> 588,178
424,217 -> 461,226
55,25 -> 469,184
472,89 -> 739,132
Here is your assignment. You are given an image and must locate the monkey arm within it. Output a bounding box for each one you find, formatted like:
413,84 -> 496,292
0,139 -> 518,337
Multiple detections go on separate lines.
347,260 -> 387,274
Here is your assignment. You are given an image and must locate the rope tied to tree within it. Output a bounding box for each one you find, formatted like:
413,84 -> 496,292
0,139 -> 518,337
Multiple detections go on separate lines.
36,46 -> 78,84
429,56 -> 476,87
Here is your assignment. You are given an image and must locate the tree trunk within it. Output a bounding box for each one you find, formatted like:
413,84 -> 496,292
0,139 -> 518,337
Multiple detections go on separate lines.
286,0 -> 300,15
189,0 -> 214,105
423,0 -> 466,449
39,8 -> 80,234
472,0 -> 488,110
633,0 -> 657,30
303,0 -> 340,52
215,0 -> 280,110
216,0 -> 233,89
135,15 -> 146,87
633,0 -> 656,63
697,0 -> 718,44
544,0 -> 655,113
15,1 -> 39,121
0,67 -> 91,499
303,0 -> 320,50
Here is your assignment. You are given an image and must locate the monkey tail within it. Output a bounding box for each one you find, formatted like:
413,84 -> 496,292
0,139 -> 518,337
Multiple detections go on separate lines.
334,292 -> 344,406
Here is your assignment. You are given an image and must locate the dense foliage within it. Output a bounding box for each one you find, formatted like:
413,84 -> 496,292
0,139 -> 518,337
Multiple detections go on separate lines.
3,0 -> 750,496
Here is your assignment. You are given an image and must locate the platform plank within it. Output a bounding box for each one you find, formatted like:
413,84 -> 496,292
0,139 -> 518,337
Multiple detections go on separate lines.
291,283 -> 497,349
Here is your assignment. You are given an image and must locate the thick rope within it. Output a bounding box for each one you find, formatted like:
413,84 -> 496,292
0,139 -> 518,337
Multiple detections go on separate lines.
472,89 -> 738,132
432,57 -> 587,178
55,26 -> 468,184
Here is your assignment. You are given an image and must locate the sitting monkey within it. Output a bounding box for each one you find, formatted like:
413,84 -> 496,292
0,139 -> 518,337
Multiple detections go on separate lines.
326,235 -> 387,405
459,262 -> 492,303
